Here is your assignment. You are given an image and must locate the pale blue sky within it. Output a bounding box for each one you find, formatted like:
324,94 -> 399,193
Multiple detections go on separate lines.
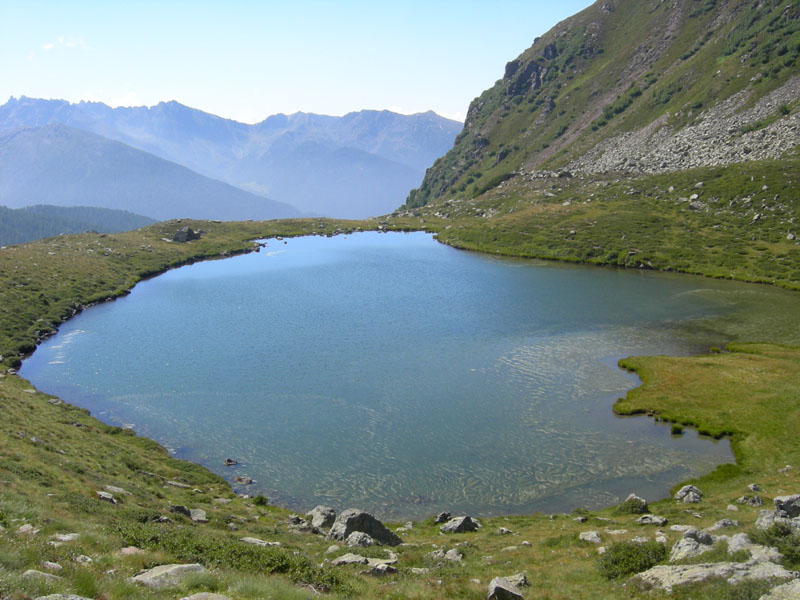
1,1 -> 594,123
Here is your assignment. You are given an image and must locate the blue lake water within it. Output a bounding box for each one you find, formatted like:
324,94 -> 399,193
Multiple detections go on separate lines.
21,231 -> 759,519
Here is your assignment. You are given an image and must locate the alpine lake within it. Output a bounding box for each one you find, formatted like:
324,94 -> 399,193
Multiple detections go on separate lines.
20,231 -> 800,520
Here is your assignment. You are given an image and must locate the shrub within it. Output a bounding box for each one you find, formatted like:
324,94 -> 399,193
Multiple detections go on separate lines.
671,424 -> 684,434
597,541 -> 666,579
253,495 -> 269,507
751,523 -> 800,567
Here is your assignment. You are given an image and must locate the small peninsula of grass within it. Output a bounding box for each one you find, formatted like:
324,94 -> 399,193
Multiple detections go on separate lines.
0,219 -> 798,599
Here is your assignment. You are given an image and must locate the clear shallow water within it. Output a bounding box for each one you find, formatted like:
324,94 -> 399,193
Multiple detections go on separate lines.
23,230 -> 781,520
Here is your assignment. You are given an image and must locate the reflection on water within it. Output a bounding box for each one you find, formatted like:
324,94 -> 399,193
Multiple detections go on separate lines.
21,232 -> 799,519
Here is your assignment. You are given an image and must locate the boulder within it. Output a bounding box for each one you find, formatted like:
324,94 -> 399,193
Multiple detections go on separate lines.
774,494 -> 800,518
179,594 -> 232,600
103,485 -> 130,495
674,485 -> 703,503
331,553 -> 370,566
632,562 -> 797,592
669,537 -> 713,562
708,519 -> 739,531
760,580 -> 800,599
728,533 -> 783,563
173,227 -> 201,243
326,509 -> 402,546
170,505 -> 191,517
306,505 -> 336,530
498,527 -> 515,535
488,576 -> 525,600
579,531 -> 602,544
506,573 -> 530,588
737,495 -> 764,507
440,515 -> 480,534
346,532 -> 375,547
130,564 -> 207,588
189,508 -> 208,523
434,511 -> 452,524
637,514 -> 668,526
96,490 -> 117,503
365,563 -> 397,575
22,570 -> 62,583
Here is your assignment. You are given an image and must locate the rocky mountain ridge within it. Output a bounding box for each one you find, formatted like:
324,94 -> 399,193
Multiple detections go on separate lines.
407,0 -> 800,208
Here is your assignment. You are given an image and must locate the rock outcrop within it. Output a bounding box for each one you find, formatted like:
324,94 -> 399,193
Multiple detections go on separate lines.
326,509 -> 402,546
632,562 -> 798,592
130,564 -> 207,588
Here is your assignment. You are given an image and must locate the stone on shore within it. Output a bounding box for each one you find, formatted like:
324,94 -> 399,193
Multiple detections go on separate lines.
306,505 -> 336,530
440,515 -> 481,534
326,509 -> 402,546
434,511 -> 452,524
130,564 -> 207,588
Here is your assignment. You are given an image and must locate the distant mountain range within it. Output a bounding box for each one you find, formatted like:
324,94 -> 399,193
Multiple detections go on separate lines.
0,204 -> 156,246
0,124 -> 301,221
0,98 -> 462,218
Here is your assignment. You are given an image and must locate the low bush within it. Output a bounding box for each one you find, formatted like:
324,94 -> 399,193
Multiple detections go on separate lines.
597,541 -> 666,579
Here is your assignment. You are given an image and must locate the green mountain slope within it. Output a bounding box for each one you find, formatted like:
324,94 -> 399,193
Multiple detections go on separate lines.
393,0 -> 800,289
407,0 -> 799,207
0,205 -> 156,246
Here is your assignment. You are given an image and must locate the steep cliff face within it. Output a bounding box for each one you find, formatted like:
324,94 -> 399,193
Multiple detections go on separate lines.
407,0 -> 800,208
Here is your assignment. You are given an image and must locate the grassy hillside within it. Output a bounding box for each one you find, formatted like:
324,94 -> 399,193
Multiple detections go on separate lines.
407,0 -> 800,208
0,222 -> 798,600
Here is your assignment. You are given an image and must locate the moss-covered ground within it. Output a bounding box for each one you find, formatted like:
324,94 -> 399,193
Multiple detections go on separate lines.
1,217 -> 799,599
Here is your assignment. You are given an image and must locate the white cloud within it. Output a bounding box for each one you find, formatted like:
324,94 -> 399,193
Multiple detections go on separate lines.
42,36 -> 88,52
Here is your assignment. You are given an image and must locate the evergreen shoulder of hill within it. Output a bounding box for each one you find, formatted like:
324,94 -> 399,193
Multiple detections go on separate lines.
0,204 -> 156,246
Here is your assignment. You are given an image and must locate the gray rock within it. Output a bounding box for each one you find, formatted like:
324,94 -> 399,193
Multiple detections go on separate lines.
173,227 -> 201,243
18,523 -> 37,535
130,564 -> 207,588
331,553 -> 370,566
579,531 -> 602,544
440,515 -> 480,534
709,519 -> 739,531
22,569 -> 62,582
445,549 -> 464,562
759,580 -> 800,600
179,595 -> 232,600
34,596 -> 93,600
498,527 -> 514,535
748,483 -> 762,492
103,485 -> 130,495
96,490 -> 117,503
637,514 -> 668,526
167,480 -> 192,488
50,532 -> 79,542
306,505 -> 336,530
365,563 -> 397,575
42,561 -> 62,571
632,561 -> 798,592
170,505 -> 191,517
737,495 -> 764,507
326,509 -> 402,546
240,537 -> 281,547
728,533 -> 783,563
488,576 -> 525,600
669,537 -> 714,562
346,532 -> 375,548
189,509 -> 208,523
223,458 -> 237,466
233,475 -> 253,485
684,527 -> 713,545
506,572 -> 529,588
775,494 -> 800,518
675,485 -> 703,503
434,511 -> 452,524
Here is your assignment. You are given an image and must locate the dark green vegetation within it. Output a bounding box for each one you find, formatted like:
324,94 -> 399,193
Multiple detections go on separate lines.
597,541 -> 666,580
0,204 -> 155,246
